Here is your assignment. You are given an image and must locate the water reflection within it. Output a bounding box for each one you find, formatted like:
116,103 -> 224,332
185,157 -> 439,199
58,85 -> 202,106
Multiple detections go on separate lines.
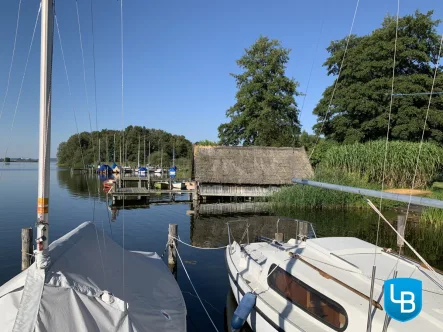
54,169 -> 443,331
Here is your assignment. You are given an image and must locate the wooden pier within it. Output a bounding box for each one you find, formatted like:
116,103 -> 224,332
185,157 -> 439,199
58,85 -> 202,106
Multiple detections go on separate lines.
110,187 -> 195,196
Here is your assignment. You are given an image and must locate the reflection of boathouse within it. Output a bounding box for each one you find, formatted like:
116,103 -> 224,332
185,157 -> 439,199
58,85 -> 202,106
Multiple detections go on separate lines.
193,146 -> 313,198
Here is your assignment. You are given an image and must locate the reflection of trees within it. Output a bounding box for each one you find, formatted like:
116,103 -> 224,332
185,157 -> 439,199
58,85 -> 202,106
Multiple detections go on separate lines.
191,204 -> 443,269
57,170 -> 108,201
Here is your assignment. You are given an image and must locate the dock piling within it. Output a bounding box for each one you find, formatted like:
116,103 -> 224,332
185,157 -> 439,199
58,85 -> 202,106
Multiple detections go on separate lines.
168,224 -> 178,278
21,228 -> 33,271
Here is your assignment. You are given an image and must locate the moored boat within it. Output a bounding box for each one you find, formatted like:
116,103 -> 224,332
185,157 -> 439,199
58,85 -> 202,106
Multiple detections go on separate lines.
226,218 -> 443,331
172,182 -> 186,190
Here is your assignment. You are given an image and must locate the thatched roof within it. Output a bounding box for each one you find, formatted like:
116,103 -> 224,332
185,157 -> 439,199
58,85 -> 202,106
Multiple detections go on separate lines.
194,146 -> 313,185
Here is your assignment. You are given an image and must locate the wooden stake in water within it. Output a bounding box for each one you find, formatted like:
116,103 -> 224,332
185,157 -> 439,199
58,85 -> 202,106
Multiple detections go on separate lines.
168,224 -> 178,279
21,228 -> 33,271
397,214 -> 406,254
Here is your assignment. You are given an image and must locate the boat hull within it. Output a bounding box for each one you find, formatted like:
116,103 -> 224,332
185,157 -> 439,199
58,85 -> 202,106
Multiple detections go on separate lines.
226,249 -> 295,332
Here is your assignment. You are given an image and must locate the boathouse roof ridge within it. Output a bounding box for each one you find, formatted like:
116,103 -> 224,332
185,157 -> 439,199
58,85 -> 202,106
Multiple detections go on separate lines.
194,145 -> 313,185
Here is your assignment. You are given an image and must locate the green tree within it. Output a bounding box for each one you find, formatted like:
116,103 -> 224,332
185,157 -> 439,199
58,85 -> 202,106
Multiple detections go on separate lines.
218,36 -> 301,146
4,157 -> 10,162
57,126 -> 192,167
299,131 -> 318,150
314,11 -> 443,143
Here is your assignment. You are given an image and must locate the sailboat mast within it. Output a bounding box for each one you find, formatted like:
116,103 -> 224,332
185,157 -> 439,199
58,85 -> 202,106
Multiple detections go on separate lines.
36,0 -> 54,257
137,134 -> 140,168
114,133 -> 116,162
98,138 -> 101,165
144,134 -> 146,166
148,141 -> 151,165
106,135 -> 109,164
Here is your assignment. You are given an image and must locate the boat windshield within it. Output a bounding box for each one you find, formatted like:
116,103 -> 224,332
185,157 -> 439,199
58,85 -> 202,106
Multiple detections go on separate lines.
268,264 -> 348,331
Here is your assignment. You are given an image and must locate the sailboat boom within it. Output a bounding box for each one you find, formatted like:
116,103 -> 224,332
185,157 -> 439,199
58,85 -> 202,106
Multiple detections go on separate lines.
292,178 -> 443,209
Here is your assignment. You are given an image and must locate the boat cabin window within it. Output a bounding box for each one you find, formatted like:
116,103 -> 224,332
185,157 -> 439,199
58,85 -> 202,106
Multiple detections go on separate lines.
267,264 -> 347,331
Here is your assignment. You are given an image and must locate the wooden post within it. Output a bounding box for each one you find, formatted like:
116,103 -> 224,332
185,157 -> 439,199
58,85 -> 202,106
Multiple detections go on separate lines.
168,224 -> 178,279
397,214 -> 406,254
21,228 -> 33,271
275,233 -> 283,242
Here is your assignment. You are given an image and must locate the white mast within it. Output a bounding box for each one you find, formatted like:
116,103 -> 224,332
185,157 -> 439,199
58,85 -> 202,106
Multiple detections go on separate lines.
98,138 -> 101,166
143,134 -> 146,166
36,0 -> 54,265
114,133 -> 116,162
137,134 -> 140,168
106,135 -> 109,164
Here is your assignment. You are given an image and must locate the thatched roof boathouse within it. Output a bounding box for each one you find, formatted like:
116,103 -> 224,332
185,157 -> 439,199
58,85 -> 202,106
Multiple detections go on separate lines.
193,146 -> 313,198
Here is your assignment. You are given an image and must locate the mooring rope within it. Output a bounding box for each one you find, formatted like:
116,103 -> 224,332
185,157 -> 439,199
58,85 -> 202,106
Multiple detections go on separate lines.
172,236 -> 227,250
175,245 -> 219,332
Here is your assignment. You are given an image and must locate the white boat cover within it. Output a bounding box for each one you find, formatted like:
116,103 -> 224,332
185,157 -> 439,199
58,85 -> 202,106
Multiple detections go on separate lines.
0,222 -> 186,332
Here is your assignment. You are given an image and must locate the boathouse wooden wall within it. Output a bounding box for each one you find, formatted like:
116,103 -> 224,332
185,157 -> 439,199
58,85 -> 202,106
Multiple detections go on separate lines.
193,146 -> 313,198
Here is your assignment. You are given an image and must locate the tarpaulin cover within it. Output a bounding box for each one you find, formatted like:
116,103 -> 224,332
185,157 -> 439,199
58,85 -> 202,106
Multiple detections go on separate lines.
0,222 -> 186,332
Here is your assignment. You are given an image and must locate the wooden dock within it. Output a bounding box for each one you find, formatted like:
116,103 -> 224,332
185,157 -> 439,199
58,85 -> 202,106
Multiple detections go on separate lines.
110,187 -> 195,196
120,177 -> 173,182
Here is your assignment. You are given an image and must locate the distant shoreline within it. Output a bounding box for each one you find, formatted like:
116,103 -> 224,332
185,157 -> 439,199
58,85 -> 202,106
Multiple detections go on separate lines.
0,159 -> 57,163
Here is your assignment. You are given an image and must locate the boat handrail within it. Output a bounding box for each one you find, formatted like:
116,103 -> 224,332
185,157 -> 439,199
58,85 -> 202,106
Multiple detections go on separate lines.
276,217 -> 317,239
293,253 -> 383,311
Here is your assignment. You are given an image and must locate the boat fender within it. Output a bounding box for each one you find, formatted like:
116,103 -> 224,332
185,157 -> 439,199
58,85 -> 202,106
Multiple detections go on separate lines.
231,292 -> 256,330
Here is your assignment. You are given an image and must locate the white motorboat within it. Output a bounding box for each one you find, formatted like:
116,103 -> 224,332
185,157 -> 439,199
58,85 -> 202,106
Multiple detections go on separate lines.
226,219 -> 443,331
172,182 -> 186,190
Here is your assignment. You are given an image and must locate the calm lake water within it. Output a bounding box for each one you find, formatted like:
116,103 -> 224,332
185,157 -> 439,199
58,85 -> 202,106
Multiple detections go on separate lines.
1,162 -> 442,331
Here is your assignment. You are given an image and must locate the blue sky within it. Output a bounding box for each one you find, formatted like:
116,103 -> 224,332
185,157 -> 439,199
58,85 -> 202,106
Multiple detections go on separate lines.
0,0 -> 442,158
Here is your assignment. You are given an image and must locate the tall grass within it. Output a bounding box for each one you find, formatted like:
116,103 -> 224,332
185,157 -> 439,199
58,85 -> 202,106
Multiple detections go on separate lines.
320,141 -> 443,188
420,190 -> 443,225
271,169 -> 398,210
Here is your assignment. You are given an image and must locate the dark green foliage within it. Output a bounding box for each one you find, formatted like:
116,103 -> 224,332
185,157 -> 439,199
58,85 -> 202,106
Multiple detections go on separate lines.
314,11 -> 443,143
57,126 -> 192,167
218,36 -> 301,146
4,157 -> 10,162
298,131 -> 318,150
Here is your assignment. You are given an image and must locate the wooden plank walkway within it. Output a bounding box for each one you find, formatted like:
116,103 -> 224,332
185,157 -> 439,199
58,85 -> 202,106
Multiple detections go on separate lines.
120,177 -> 172,182
111,187 -> 195,196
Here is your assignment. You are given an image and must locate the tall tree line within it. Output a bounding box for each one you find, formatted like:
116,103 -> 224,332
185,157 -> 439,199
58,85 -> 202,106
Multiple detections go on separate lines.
57,126 -> 192,167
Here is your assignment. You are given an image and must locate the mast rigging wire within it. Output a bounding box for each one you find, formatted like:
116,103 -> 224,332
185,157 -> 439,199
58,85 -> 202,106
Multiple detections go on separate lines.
55,12 -> 107,289
308,0 -> 360,160
374,0 -> 400,265
0,0 -> 22,124
397,32 -> 443,270
0,3 -> 41,181
120,0 -> 126,303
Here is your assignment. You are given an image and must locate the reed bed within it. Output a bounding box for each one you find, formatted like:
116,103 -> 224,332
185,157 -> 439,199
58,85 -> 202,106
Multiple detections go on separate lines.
420,190 -> 443,225
270,170 -> 403,210
320,141 -> 443,188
